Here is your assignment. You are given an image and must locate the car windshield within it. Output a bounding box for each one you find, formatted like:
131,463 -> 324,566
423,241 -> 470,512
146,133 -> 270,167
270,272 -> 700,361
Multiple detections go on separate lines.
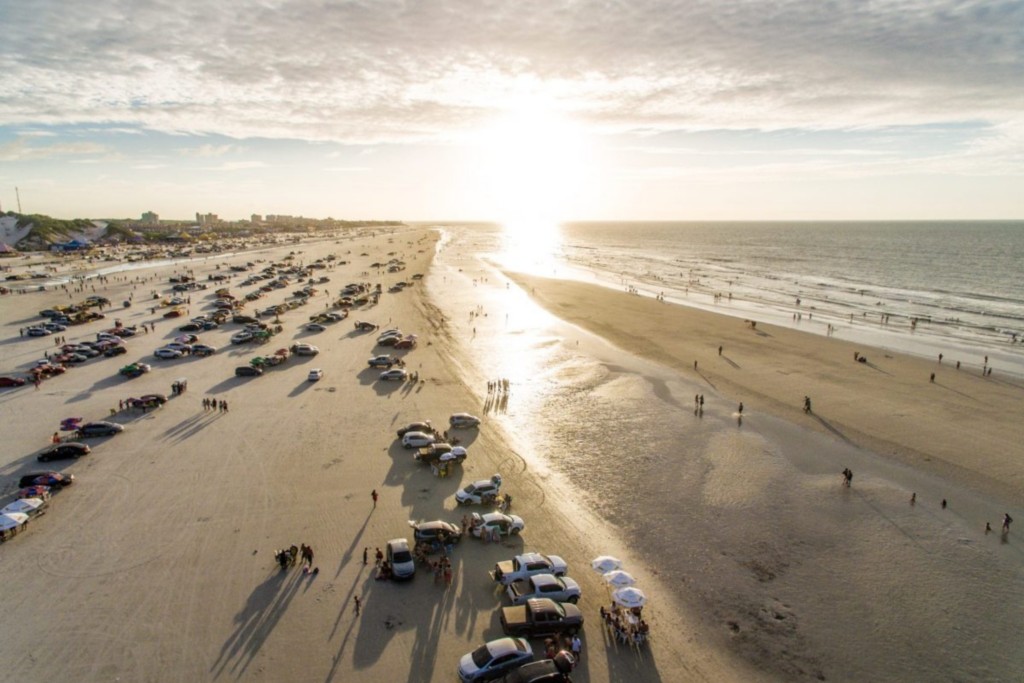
392,550 -> 412,563
462,485 -> 476,493
471,645 -> 492,669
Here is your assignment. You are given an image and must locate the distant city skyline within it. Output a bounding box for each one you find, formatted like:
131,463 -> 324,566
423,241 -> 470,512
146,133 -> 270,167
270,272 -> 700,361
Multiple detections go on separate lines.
1,0 -> 1022,221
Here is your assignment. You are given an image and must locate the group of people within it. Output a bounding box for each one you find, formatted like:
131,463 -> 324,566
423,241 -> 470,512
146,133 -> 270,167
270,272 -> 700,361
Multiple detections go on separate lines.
202,397 -> 229,412
275,543 -> 316,572
487,378 -> 511,394
600,603 -> 649,646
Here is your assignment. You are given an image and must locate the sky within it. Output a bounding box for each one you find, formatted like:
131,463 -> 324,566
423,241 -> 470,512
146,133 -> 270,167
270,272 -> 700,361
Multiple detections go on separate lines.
1,0 -> 1022,222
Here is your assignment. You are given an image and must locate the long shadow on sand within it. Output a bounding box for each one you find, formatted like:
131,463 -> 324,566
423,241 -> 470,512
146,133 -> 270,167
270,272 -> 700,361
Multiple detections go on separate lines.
596,623 -> 665,683
810,413 -> 856,447
211,568 -> 306,680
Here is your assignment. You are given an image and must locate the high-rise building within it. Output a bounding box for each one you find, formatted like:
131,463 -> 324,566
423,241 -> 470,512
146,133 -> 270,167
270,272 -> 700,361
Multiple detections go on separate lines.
141,211 -> 159,224
251,214 -> 263,224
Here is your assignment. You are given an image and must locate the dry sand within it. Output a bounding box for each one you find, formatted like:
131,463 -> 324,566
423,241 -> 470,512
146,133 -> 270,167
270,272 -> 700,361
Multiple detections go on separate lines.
0,232 -> 750,683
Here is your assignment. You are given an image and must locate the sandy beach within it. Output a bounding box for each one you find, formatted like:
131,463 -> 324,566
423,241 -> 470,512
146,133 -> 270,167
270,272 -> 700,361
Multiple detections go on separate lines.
1,228 -> 1022,683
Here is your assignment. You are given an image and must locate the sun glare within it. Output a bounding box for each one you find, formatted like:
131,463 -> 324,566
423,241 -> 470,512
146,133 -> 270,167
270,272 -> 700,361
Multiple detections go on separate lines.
474,102 -> 591,229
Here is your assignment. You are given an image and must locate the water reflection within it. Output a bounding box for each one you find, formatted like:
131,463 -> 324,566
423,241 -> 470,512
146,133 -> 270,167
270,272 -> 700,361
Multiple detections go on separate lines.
497,219 -> 563,276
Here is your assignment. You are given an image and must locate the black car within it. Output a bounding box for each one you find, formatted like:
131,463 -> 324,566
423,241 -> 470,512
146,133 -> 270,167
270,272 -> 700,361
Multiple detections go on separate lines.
236,366 -> 263,377
19,471 -> 75,488
104,346 -> 128,357
397,422 -> 433,438
499,653 -> 575,683
77,421 -> 124,437
410,520 -> 462,544
178,323 -> 203,332
38,442 -> 91,462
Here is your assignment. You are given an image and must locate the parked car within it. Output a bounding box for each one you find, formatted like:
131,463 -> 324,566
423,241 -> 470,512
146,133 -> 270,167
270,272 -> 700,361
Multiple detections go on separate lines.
103,346 -> 128,357
165,342 -> 193,354
397,421 -> 433,437
27,327 -> 52,337
500,598 -> 583,638
368,355 -> 395,368
129,393 -> 167,408
236,366 -> 264,377
456,475 -> 503,505
471,512 -> 525,538
497,653 -> 575,683
290,343 -> 320,356
308,368 -> 324,381
386,538 -> 416,580
0,376 -> 27,387
401,431 -> 436,449
38,442 -> 91,462
379,368 -> 408,381
192,344 -> 218,357
450,413 -> 481,428
458,638 -> 534,683
18,472 -> 75,488
154,348 -> 183,360
409,520 -> 462,544
507,574 -> 582,606
43,322 -> 67,332
377,335 -> 400,347
491,553 -> 568,586
395,338 -> 417,349
231,331 -> 254,344
305,323 -> 327,332
76,421 -> 125,438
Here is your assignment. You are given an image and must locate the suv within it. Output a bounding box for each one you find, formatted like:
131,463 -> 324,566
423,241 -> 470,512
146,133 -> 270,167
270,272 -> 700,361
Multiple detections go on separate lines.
386,539 -> 416,580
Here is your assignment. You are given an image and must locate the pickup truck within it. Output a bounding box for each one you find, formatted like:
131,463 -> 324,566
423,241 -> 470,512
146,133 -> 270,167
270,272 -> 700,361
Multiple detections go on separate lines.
500,598 -> 583,638
506,574 -> 582,606
415,443 -> 467,464
490,553 -> 567,586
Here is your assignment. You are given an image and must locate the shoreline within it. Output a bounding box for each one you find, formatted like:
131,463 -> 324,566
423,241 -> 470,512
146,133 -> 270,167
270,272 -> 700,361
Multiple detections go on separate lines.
507,273 -> 1024,506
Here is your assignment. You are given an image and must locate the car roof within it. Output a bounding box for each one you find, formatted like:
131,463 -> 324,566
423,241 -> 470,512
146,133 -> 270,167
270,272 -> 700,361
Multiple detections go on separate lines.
530,574 -> 561,588
387,538 -> 410,551
417,520 -> 453,531
482,513 -> 508,523
486,637 -> 527,657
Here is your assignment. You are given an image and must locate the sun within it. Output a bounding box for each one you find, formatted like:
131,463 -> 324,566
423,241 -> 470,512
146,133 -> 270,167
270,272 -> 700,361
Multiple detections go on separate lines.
473,101 -> 591,229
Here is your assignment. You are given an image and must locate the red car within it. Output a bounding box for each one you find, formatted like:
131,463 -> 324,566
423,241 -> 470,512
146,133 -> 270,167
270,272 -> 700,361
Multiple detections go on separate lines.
30,365 -> 67,378
0,376 -> 27,387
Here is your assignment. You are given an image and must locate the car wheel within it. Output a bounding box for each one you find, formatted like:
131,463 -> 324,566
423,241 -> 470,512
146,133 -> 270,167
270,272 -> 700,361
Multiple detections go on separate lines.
39,455 -> 49,462
404,444 -> 411,450
510,528 -> 520,536
566,626 -> 579,636
567,595 -> 579,604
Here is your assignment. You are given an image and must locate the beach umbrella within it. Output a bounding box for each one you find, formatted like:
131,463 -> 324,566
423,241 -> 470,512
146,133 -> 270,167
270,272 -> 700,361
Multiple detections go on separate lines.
0,512 -> 29,532
603,570 -> 637,588
591,556 -> 623,574
17,486 -> 51,500
2,498 -> 44,517
612,586 -> 647,609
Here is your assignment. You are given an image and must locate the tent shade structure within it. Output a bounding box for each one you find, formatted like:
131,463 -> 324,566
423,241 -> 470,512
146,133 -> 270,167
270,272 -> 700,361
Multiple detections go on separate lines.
603,570 -> 637,588
1,498 -> 47,518
591,555 -> 623,574
0,512 -> 29,541
612,586 -> 648,608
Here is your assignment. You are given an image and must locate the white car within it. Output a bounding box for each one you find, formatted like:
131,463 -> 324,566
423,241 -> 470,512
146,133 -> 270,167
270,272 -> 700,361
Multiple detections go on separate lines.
292,343 -> 319,356
491,553 -> 569,586
450,413 -> 481,429
471,512 -> 525,538
308,368 -> 324,381
456,475 -> 503,506
165,342 -> 192,354
231,331 -> 253,344
154,348 -> 183,360
402,431 -> 436,449
506,573 -> 582,606
379,368 -> 408,381
27,327 -> 52,337
378,329 -> 403,338
306,323 -> 327,332
458,638 -> 534,683
43,322 -> 67,332
386,538 -> 415,580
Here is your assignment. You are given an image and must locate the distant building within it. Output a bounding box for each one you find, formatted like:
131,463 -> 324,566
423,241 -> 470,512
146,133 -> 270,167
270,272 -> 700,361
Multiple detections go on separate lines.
141,211 -> 159,225
251,214 -> 263,224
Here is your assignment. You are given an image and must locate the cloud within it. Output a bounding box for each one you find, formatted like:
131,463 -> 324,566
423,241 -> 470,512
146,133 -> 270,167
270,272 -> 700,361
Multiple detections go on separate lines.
0,137 -> 107,162
0,0 -> 1021,151
200,161 -> 267,171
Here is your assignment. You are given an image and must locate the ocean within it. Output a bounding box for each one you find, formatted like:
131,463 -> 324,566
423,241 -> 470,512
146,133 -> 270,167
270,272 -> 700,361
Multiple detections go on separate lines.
461,220 -> 1024,374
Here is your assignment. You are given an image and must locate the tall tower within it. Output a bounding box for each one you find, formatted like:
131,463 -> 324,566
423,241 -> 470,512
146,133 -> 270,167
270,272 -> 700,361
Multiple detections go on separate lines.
16,187 -> 22,214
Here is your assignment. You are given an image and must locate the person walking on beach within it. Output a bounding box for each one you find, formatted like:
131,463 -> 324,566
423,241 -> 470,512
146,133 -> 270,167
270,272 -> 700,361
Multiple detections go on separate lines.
804,396 -> 812,413
571,634 -> 582,660
375,547 -> 383,567
718,345 -> 723,356
699,394 -> 704,410
371,489 -> 378,508
353,596 -> 361,616
363,547 -> 368,565
941,499 -> 947,509
842,469 -> 853,487
910,493 -> 916,505
930,372 -> 935,383
1003,513 -> 1013,534
738,402 -> 744,415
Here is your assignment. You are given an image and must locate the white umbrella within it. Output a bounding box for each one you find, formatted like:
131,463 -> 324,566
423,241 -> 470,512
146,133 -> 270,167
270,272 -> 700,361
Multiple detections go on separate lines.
603,570 -> 636,588
591,555 -> 623,574
0,512 -> 29,532
612,586 -> 648,608
1,499 -> 45,517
